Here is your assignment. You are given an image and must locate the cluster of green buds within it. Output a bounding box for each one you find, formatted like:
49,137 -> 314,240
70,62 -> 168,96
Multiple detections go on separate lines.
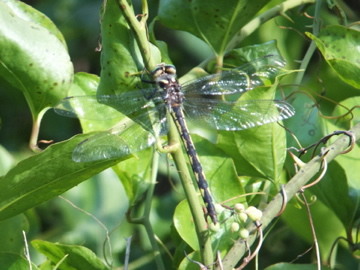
231,204 -> 262,239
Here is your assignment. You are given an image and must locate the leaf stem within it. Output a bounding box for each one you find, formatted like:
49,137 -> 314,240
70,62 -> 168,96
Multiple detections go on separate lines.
29,108 -> 48,152
116,0 -> 156,71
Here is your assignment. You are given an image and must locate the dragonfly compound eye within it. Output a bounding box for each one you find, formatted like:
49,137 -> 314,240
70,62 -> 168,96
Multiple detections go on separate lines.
152,67 -> 164,78
165,65 -> 176,74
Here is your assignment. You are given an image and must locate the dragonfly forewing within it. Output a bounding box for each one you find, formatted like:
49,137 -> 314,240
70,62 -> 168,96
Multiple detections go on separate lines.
71,109 -> 166,162
183,98 -> 295,131
54,88 -> 160,120
182,55 -> 286,95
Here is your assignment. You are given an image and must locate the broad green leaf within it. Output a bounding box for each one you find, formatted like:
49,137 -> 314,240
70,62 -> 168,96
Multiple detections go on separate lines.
2,0 -> 67,46
222,40 -> 283,69
158,0 -> 271,54
173,200 -> 199,250
331,96 -> 360,130
309,161 -> 354,228
32,240 -> 108,270
0,252 -> 39,270
178,251 -> 202,270
0,0 -> 73,118
0,134 -> 121,222
69,72 -> 100,97
306,25 -> 360,89
0,214 -> 28,253
265,263 -> 331,270
321,98 -> 360,202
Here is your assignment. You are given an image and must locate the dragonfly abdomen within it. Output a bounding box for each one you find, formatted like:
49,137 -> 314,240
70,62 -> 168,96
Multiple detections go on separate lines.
171,106 -> 217,224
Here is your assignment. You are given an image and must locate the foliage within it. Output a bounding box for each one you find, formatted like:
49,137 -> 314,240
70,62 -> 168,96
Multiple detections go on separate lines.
0,0 -> 360,269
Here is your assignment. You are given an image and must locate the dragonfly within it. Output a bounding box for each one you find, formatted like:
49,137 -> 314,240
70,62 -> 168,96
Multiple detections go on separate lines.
54,55 -> 295,224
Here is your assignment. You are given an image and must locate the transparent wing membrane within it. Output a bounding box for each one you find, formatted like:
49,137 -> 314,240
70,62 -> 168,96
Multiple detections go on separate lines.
183,98 -> 294,131
54,88 -> 160,120
55,55 -> 294,161
182,55 -> 285,95
72,109 -> 166,162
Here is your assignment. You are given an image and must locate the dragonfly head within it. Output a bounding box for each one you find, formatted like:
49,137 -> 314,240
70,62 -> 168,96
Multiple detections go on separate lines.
152,63 -> 177,88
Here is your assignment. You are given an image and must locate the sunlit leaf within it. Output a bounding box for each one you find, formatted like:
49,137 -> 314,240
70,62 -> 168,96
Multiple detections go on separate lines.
0,134 -> 121,222
306,25 -> 360,89
32,240 -> 108,270
309,161 -> 354,228
0,0 -> 73,118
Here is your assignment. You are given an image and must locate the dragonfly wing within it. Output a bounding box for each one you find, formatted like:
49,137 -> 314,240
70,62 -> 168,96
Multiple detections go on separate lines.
72,108 -> 167,162
182,55 -> 285,95
183,98 -> 295,131
54,88 -> 159,120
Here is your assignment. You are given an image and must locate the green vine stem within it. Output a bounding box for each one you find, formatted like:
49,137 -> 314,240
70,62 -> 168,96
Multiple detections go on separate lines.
116,0 -> 214,265
219,122 -> 360,269
116,0 -> 156,71
167,114 -> 214,265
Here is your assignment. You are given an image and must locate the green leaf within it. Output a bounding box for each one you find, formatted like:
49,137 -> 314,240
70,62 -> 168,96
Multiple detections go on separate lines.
309,161 -> 354,228
222,40 -> 284,68
174,200 -> 199,250
158,0 -> 271,55
320,99 -> 360,208
0,214 -> 29,253
0,0 -> 73,118
0,252 -> 39,270
0,134 -> 121,222
331,96 -> 360,129
178,251 -> 202,270
264,263 -> 331,270
306,25 -> 360,89
2,0 -> 67,46
32,240 -> 108,270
